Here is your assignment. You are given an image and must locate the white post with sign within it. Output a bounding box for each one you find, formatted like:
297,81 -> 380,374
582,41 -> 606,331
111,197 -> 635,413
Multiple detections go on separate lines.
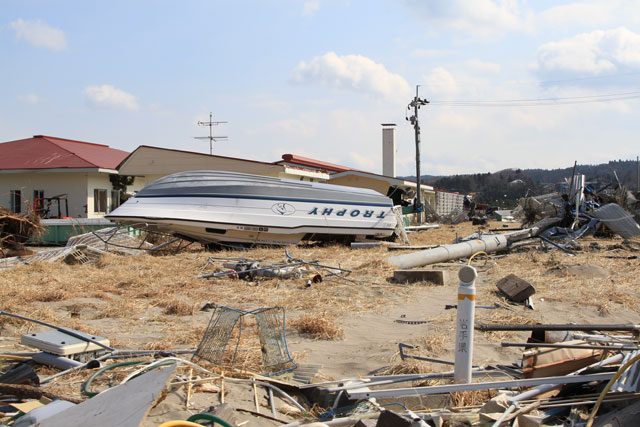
454,265 -> 477,383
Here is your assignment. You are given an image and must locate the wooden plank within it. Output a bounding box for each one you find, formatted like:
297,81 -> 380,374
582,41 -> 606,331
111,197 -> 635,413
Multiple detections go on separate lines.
39,364 -> 176,427
496,274 -> 536,303
0,383 -> 84,404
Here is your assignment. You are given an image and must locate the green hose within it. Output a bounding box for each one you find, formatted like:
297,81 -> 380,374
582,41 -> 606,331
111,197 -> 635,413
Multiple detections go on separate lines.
81,361 -> 146,397
82,360 -> 185,397
186,413 -> 234,427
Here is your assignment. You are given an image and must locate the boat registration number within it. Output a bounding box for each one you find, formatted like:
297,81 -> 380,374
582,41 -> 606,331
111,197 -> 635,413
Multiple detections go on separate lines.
236,225 -> 269,232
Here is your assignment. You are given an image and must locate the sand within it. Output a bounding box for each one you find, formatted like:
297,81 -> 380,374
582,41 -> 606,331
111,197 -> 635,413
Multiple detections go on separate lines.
1,220 -> 639,425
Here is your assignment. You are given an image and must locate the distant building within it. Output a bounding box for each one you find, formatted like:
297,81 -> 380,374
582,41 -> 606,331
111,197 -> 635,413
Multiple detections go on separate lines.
435,190 -> 466,217
0,135 -> 129,218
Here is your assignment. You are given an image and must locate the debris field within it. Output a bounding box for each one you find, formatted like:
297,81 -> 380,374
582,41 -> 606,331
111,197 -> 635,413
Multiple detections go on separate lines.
1,204 -> 640,426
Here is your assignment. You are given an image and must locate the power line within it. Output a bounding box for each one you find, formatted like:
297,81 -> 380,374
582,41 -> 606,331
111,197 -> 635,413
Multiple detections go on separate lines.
429,90 -> 640,107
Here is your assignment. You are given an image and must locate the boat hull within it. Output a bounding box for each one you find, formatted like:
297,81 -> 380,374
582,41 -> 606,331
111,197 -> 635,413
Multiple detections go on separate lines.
106,171 -> 396,245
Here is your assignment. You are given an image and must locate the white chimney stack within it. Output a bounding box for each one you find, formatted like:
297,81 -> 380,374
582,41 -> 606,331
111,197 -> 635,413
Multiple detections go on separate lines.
382,123 -> 396,177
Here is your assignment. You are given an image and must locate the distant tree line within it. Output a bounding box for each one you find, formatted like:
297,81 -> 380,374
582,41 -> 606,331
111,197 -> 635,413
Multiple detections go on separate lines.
431,170 -> 543,209
409,159 -> 640,209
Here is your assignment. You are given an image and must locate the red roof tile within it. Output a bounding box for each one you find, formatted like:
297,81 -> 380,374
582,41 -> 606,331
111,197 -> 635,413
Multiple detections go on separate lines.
0,135 -> 129,170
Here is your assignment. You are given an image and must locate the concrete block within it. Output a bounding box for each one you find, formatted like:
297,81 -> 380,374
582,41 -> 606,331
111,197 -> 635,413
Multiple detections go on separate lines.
393,269 -> 454,285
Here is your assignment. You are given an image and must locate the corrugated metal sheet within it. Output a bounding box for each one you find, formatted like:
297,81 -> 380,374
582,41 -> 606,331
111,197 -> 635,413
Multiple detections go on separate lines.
612,350 -> 640,392
590,203 -> 640,239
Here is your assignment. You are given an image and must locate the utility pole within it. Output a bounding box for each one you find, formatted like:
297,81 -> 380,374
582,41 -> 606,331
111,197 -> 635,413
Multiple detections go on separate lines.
407,86 -> 429,224
195,112 -> 228,155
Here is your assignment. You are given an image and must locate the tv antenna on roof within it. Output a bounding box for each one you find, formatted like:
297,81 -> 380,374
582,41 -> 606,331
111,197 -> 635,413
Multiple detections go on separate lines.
195,112 -> 228,155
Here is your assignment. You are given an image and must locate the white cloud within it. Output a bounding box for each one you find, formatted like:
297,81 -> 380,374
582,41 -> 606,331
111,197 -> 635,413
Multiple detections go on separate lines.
463,59 -> 501,74
411,48 -> 455,58
402,0 -> 532,39
302,0 -> 321,16
9,18 -> 67,51
84,85 -> 139,111
423,67 -> 460,98
290,52 -> 411,101
17,93 -> 39,104
349,151 -> 377,171
536,27 -> 640,77
265,113 -> 319,139
539,1 -> 640,30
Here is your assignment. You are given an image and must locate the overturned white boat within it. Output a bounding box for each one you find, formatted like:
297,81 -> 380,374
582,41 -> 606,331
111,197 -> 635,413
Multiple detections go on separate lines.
106,170 -> 397,245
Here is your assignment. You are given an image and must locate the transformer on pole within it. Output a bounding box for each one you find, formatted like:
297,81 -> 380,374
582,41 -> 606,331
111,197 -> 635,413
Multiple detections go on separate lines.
407,86 -> 429,224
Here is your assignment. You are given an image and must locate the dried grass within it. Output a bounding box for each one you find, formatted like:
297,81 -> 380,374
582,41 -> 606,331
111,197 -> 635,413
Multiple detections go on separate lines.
1,220 -> 639,397
378,359 -> 434,376
155,299 -> 195,316
290,311 -> 345,340
450,388 -> 497,407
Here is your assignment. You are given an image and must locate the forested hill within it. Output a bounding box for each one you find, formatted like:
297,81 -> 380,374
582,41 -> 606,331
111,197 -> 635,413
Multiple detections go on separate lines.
403,159 -> 639,208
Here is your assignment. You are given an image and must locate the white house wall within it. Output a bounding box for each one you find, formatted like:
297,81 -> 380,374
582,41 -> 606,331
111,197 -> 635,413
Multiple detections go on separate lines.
0,172 -> 88,217
86,172 -> 117,218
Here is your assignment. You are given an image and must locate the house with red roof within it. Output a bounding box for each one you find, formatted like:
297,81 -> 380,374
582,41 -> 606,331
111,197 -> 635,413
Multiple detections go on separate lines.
0,135 -> 129,218
116,145 -> 329,188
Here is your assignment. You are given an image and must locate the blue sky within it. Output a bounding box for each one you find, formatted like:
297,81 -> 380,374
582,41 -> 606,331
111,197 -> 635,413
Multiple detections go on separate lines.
2,0 -> 640,176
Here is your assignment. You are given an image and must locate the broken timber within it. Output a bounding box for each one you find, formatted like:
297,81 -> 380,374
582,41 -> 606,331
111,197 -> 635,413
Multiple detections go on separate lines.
496,274 -> 536,303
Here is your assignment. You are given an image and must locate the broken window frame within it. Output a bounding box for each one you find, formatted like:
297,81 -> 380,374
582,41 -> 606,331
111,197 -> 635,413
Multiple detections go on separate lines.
110,190 -> 120,212
93,189 -> 108,214
10,190 -> 21,213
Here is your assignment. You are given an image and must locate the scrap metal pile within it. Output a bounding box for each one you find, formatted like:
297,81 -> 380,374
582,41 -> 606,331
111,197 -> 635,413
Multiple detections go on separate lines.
1,175 -> 640,426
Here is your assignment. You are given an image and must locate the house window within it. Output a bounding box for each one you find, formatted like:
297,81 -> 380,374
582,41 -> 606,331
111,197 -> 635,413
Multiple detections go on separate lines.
110,190 -> 120,212
10,190 -> 21,213
94,189 -> 108,213
33,190 -> 44,216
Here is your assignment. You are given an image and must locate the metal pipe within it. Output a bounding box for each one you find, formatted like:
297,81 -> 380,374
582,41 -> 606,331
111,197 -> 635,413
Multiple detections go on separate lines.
501,342 -> 637,351
538,235 -> 576,255
40,351 -> 115,384
491,403 -> 517,427
399,342 -> 454,366
325,370 -> 512,392
476,322 -> 640,332
268,387 -> 276,418
32,352 -> 84,370
345,372 -> 614,400
387,234 -> 508,268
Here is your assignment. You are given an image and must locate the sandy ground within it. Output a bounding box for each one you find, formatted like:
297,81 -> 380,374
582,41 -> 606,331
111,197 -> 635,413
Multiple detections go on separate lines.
2,220 -> 640,425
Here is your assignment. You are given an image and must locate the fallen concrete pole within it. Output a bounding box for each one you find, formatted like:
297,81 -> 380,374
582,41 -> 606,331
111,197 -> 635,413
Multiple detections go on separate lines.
387,234 -> 508,269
